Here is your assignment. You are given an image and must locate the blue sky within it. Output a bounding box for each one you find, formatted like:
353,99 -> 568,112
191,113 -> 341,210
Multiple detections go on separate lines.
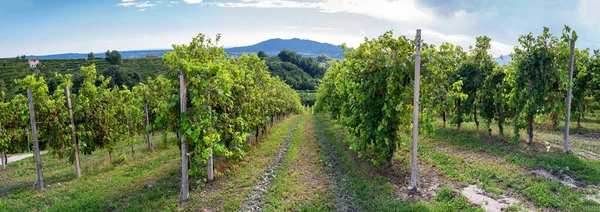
1,0 -> 599,58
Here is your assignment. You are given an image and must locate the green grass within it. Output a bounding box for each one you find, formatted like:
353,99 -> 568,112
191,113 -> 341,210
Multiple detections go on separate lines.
416,121 -> 600,210
183,115 -> 301,211
263,114 -> 333,211
431,121 -> 600,185
314,114 -> 482,212
0,134 -> 181,211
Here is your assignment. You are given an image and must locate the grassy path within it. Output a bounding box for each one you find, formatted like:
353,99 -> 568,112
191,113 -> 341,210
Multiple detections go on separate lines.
183,115 -> 301,211
262,114 -> 333,211
313,114 -> 481,211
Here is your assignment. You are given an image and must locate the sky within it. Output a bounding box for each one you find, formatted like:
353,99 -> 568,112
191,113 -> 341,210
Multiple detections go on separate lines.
0,0 -> 599,58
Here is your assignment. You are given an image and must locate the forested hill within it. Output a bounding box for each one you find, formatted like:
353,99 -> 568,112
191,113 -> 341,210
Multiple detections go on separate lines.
261,50 -> 336,91
228,38 -> 343,59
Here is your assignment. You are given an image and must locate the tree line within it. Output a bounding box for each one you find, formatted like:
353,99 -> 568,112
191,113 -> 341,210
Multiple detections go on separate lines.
315,26 -> 600,166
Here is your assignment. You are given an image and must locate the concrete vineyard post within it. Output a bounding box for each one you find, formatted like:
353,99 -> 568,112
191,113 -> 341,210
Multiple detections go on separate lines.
409,29 -> 421,191
66,86 -> 82,178
27,89 -> 44,191
179,70 -> 189,202
564,39 -> 575,154
207,148 -> 214,181
144,92 -> 153,152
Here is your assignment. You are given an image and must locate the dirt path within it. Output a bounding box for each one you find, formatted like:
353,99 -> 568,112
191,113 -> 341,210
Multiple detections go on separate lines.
315,118 -> 359,212
6,152 -> 46,164
239,117 -> 300,211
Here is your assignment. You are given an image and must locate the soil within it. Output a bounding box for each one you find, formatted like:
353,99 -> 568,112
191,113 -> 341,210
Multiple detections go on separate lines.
315,120 -> 359,212
239,118 -> 300,211
461,184 -> 519,212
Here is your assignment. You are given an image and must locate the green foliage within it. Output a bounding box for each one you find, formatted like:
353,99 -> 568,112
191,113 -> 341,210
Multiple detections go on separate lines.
278,50 -> 327,78
480,65 -> 513,135
0,92 -> 28,154
162,33 -> 302,178
422,42 -> 468,127
107,50 -> 123,65
509,26 -> 575,142
316,31 -> 435,165
0,57 -> 169,98
454,36 -> 496,129
590,50 -> 600,111
261,50 -> 335,91
297,90 -> 316,106
104,65 -> 142,89
267,60 -> 318,90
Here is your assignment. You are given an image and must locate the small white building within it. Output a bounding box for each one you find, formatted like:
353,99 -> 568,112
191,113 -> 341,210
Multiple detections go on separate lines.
28,58 -> 40,68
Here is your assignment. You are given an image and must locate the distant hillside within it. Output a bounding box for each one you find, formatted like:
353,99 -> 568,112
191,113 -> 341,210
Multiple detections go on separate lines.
227,38 -> 344,59
24,50 -> 173,60
495,55 -> 512,65
18,38 -> 344,60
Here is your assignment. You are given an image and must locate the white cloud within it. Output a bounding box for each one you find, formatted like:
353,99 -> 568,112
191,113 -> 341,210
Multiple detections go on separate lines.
209,0 -> 435,23
401,29 -> 513,57
116,0 -> 155,8
579,0 -> 600,30
183,0 -> 203,4
139,8 -> 147,11
207,0 -> 512,56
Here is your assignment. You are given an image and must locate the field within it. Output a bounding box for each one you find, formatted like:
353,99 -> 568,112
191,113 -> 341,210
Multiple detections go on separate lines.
1,112 -> 598,211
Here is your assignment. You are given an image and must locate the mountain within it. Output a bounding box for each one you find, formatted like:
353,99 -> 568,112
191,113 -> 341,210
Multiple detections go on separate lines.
226,38 -> 343,59
19,38 -> 344,60
24,50 -> 173,60
495,55 -> 512,65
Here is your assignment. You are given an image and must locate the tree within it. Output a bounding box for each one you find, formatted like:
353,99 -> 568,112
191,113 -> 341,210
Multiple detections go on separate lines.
316,31 -> 435,165
509,27 -> 574,143
278,50 -> 327,78
571,49 -> 592,128
0,93 -> 28,170
455,36 -> 495,130
257,51 -> 268,59
422,42 -> 467,128
87,52 -> 95,60
107,50 -> 122,65
21,55 -> 26,60
481,65 -> 513,135
588,50 -> 600,115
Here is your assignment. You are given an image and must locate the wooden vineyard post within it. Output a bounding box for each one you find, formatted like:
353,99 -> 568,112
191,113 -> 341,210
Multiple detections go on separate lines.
179,70 -> 189,202
409,29 -> 421,191
66,86 -> 82,178
564,39 -> 575,154
27,89 -> 44,191
144,92 -> 153,152
1,151 -> 5,169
